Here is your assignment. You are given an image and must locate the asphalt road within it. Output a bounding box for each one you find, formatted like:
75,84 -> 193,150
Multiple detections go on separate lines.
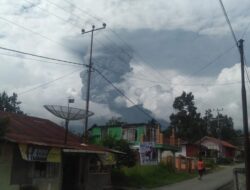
153,164 -> 244,190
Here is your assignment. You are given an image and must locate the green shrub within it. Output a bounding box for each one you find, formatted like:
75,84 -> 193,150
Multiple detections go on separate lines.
111,164 -> 195,188
204,158 -> 217,169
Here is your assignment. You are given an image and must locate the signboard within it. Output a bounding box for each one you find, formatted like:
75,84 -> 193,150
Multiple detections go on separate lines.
139,142 -> 157,165
19,144 -> 61,163
99,152 -> 116,165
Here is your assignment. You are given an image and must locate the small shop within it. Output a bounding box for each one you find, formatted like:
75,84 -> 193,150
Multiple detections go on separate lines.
0,111 -> 116,190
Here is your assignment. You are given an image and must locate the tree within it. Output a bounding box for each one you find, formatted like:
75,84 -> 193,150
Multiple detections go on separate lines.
100,135 -> 136,167
169,91 -> 204,142
0,91 -> 23,114
106,117 -> 124,126
204,109 -> 237,144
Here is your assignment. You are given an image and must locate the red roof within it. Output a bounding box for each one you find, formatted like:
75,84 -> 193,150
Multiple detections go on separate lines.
199,136 -> 237,149
0,111 -> 107,153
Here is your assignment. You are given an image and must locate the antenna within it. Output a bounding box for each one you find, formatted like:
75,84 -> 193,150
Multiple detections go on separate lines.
44,104 -> 94,144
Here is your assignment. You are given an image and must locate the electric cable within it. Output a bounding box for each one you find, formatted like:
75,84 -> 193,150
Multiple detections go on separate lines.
93,67 -> 155,121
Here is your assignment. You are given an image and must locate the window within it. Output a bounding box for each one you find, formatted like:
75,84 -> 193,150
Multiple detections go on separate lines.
32,162 -> 59,178
33,162 -> 46,178
122,128 -> 136,141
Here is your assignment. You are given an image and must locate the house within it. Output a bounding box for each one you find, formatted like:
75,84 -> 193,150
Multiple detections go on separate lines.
0,111 -> 117,190
175,140 -> 200,158
198,136 -> 238,158
89,123 -> 179,165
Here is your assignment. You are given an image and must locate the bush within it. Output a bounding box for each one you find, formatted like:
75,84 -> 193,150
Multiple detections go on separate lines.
100,135 -> 136,167
111,164 -> 195,188
204,158 -> 217,169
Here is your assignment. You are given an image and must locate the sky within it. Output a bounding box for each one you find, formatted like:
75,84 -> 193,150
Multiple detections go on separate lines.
1,0 -> 250,132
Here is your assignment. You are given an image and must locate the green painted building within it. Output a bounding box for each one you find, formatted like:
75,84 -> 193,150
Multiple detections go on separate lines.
89,123 -> 179,164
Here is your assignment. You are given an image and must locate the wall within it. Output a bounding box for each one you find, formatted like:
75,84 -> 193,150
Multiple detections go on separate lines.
91,127 -> 102,144
176,145 -> 186,157
0,143 -> 19,190
135,126 -> 145,144
0,142 -> 62,190
186,144 -> 199,157
108,127 -> 122,140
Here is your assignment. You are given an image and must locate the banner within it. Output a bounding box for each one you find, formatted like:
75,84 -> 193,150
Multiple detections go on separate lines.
19,144 -> 61,163
139,142 -> 157,165
99,152 -> 116,165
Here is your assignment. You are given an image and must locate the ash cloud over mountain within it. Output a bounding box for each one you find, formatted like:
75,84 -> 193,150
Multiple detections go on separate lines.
80,44 -> 169,127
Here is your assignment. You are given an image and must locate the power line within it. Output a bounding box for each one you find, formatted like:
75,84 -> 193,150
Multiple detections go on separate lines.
0,16 -> 68,50
33,0 -> 136,71
0,46 -> 86,67
94,63 -> 240,87
18,69 -> 80,95
190,45 -> 235,76
0,51 -> 80,67
23,0 -> 81,29
93,67 -> 155,121
59,0 -> 170,83
219,0 -> 238,46
0,45 -> 241,88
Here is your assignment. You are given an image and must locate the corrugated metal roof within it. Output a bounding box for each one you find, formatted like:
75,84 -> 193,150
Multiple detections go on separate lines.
199,136 -> 237,149
0,111 -> 108,153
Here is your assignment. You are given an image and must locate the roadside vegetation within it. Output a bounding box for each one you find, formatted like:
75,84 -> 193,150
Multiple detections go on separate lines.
111,163 -> 197,188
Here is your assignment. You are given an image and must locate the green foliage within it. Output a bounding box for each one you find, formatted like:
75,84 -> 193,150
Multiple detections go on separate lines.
170,91 -> 205,142
204,158 -> 217,169
106,117 -> 124,126
170,91 -> 239,143
111,164 -> 196,188
204,109 -> 238,144
100,135 -> 136,167
0,91 -> 23,114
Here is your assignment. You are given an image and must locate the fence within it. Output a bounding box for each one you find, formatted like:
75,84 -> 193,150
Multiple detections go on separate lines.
233,168 -> 246,190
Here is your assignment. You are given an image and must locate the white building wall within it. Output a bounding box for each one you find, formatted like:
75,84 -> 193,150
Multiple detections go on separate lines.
175,145 -> 186,157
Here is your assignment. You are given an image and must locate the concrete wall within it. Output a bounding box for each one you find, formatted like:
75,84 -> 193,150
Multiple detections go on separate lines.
0,143 -> 62,190
108,127 -> 122,140
176,145 -> 186,157
33,177 -> 61,190
0,143 -> 19,190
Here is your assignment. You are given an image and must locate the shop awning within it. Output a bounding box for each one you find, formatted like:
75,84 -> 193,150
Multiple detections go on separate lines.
19,144 -> 61,163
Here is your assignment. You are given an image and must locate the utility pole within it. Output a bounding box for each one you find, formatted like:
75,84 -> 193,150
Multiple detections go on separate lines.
81,23 -> 106,143
238,39 -> 250,190
211,108 -> 224,157
215,108 -> 223,158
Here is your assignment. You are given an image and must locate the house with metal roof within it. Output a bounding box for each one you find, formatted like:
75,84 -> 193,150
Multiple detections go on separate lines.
198,136 -> 238,158
0,111 -> 116,190
89,123 -> 179,165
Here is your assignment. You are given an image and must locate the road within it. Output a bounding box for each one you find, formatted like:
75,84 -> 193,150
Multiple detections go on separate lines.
153,164 -> 243,190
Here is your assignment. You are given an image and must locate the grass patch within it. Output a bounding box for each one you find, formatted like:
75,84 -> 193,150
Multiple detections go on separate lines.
112,164 -> 197,188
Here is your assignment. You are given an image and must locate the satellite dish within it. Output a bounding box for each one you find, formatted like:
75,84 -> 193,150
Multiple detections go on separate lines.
44,105 -> 94,144
44,105 -> 94,120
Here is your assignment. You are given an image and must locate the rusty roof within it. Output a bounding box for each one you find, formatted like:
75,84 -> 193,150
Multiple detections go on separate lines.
199,136 -> 237,149
0,111 -> 108,153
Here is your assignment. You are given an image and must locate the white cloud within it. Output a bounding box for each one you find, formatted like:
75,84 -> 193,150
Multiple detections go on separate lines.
121,63 -> 245,129
0,0 -> 249,131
